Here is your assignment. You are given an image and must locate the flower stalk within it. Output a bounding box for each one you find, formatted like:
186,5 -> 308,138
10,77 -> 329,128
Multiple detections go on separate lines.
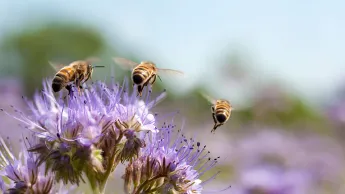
95,126 -> 123,194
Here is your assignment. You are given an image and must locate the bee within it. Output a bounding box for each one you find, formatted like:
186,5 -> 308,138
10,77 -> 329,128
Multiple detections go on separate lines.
49,58 -> 104,95
113,57 -> 184,97
202,93 -> 233,133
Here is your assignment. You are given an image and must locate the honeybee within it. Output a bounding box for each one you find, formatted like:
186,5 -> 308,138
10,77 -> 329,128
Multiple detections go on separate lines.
113,57 -> 184,97
49,58 -> 104,95
202,93 -> 233,133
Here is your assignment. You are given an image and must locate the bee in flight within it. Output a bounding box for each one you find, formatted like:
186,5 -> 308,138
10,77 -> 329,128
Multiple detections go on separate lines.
49,58 -> 104,95
113,57 -> 184,97
201,93 -> 233,133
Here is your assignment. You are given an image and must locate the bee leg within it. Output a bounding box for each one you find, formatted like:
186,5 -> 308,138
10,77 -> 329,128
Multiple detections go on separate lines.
65,85 -> 73,96
140,77 -> 150,97
81,75 -> 90,89
149,76 -> 156,93
75,79 -> 82,96
157,75 -> 162,82
150,75 -> 157,85
76,73 -> 85,95
142,79 -> 151,94
79,85 -> 84,95
148,83 -> 153,93
83,74 -> 91,83
211,113 -> 219,134
212,112 -> 217,125
148,84 -> 153,93
137,85 -> 143,97
211,123 -> 222,134
66,85 -> 71,93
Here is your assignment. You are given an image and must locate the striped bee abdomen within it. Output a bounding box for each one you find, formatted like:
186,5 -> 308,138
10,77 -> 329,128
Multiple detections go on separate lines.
60,67 -> 76,81
52,67 -> 76,92
133,66 -> 150,84
52,75 -> 65,92
214,102 -> 231,123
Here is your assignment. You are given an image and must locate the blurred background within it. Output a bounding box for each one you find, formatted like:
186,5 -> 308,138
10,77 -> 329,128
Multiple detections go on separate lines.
1,0 -> 345,193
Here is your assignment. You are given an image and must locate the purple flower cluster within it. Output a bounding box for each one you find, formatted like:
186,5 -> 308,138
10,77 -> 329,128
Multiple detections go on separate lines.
0,78 -> 223,194
124,122 -> 221,194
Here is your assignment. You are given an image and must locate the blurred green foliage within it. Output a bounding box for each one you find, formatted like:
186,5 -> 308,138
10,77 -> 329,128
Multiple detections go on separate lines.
1,22 -> 107,95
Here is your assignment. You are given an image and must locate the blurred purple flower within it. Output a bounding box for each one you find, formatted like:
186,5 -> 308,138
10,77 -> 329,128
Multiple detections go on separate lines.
123,121 -> 225,194
0,78 -> 24,106
0,78 -> 27,140
327,99 -> 345,125
228,129 -> 345,194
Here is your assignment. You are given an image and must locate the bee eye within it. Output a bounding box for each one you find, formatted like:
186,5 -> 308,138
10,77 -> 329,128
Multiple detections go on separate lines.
216,114 -> 226,123
133,74 -> 143,84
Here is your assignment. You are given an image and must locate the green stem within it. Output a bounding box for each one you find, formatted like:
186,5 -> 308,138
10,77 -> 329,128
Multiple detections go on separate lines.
98,160 -> 120,193
85,170 -> 103,194
92,187 -> 102,194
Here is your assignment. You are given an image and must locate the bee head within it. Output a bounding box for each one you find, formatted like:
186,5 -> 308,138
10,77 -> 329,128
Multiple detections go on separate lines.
88,64 -> 94,74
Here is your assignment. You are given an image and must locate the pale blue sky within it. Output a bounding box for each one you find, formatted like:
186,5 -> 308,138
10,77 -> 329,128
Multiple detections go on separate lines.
0,0 -> 344,106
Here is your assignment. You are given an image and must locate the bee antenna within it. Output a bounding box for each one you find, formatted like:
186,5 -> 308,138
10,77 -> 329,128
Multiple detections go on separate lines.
157,75 -> 162,82
93,65 -> 105,68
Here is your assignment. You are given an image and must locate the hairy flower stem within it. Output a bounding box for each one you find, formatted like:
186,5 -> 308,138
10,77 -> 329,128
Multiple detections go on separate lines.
85,169 -> 102,194
133,175 -> 166,194
96,131 -> 124,194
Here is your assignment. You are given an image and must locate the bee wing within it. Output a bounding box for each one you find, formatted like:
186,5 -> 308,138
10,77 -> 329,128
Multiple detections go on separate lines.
48,61 -> 66,72
231,103 -> 252,112
113,57 -> 138,70
200,92 -> 217,104
85,57 -> 101,63
157,68 -> 184,77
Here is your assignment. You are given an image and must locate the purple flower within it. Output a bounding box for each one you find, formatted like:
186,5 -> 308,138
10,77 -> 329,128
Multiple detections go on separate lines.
4,78 -> 161,144
2,77 -> 167,191
123,121 -> 224,194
